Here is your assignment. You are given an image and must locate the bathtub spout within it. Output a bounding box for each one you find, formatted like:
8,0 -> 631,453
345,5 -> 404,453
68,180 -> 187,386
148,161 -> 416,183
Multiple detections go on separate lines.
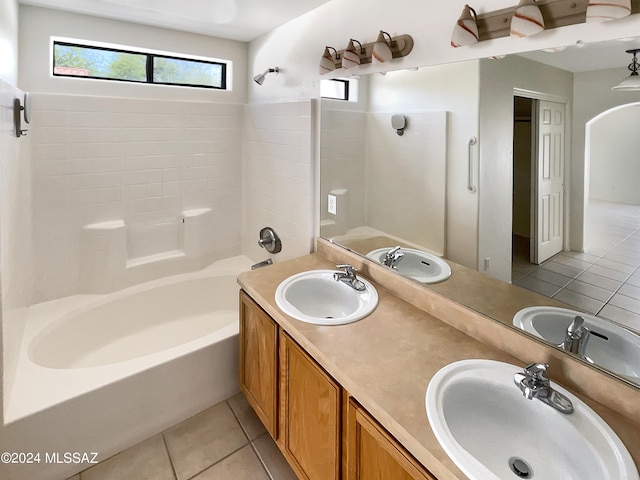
251,258 -> 273,270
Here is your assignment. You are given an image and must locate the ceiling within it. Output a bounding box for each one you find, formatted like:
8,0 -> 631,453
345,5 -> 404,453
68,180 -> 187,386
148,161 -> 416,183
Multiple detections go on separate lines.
18,0 -> 334,41
518,36 -> 640,73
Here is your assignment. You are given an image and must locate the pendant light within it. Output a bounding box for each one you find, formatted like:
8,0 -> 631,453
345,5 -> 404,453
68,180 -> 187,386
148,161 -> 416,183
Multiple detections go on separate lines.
612,49 -> 640,91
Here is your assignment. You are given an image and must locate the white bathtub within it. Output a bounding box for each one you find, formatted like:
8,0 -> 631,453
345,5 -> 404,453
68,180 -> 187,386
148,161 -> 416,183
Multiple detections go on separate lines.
1,255 -> 254,480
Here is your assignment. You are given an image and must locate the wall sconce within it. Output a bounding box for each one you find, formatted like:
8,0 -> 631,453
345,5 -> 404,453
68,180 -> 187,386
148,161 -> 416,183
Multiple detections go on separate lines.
319,47 -> 339,75
510,0 -> 545,38
342,39 -> 363,69
586,0 -> 631,22
391,114 -> 406,136
612,49 -> 640,91
13,93 -> 30,138
253,67 -> 279,85
318,33 -> 414,73
451,4 -> 479,48
372,31 -> 393,63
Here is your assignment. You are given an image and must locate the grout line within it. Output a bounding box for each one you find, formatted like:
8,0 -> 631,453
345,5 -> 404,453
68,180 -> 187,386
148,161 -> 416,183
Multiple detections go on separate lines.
161,432 -> 179,480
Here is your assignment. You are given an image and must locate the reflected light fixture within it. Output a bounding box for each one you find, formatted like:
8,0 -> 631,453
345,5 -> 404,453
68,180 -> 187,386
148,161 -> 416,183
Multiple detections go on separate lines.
342,39 -> 363,69
319,46 -> 338,75
510,0 -> 545,38
451,4 -> 479,48
372,31 -> 393,63
586,0 -> 631,22
612,49 -> 640,91
253,67 -> 279,85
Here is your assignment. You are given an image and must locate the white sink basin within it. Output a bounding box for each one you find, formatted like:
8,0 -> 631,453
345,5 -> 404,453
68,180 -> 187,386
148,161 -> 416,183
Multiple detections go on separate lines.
513,306 -> 640,383
366,247 -> 451,284
275,270 -> 378,325
426,359 -> 638,480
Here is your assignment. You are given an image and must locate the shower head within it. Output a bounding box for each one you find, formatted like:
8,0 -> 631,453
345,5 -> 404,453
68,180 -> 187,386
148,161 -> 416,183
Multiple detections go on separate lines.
253,67 -> 279,85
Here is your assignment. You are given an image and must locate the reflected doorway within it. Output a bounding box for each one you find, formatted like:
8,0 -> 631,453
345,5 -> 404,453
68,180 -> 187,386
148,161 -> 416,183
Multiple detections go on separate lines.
512,95 -> 566,277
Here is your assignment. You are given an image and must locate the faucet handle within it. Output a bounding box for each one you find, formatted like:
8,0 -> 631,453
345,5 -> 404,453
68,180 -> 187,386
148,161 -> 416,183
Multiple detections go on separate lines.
523,363 -> 549,383
336,264 -> 357,274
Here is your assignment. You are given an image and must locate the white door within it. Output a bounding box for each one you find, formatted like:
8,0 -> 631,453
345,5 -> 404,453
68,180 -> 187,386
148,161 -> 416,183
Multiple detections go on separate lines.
534,100 -> 565,264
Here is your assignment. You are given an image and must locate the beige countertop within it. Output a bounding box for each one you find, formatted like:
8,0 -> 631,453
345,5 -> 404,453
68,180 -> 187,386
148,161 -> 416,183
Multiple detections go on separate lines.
238,252 -> 640,480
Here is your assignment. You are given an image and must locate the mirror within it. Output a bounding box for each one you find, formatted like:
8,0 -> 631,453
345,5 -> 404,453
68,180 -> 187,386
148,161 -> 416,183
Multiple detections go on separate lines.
319,36 -> 640,387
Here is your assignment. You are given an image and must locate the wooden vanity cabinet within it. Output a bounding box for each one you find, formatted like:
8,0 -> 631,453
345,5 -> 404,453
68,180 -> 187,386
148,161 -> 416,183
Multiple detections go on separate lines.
345,398 -> 437,480
279,331 -> 342,480
239,290 -> 439,480
239,290 -> 278,438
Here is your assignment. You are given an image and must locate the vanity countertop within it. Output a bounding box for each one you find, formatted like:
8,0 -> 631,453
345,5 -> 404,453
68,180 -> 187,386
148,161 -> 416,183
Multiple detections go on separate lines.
238,252 -> 640,480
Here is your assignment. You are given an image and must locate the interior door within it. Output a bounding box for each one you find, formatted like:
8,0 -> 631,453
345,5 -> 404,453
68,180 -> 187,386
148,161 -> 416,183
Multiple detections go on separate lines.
534,100 -> 565,264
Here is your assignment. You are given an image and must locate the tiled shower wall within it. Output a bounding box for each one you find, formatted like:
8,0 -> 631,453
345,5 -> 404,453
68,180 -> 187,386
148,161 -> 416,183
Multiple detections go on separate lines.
242,101 -> 313,262
30,94 -> 243,302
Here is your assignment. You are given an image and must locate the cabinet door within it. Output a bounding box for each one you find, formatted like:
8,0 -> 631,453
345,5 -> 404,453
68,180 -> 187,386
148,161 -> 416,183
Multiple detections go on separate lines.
279,332 -> 342,480
239,290 -> 278,438
345,398 -> 437,480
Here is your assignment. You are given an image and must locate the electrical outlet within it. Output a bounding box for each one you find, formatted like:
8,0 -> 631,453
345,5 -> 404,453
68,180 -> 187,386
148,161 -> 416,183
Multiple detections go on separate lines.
328,194 -> 337,215
484,257 -> 491,271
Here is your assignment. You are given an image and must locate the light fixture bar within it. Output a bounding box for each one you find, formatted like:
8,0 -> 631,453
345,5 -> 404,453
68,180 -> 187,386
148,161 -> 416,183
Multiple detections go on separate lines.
477,0 -> 640,41
325,34 -> 414,70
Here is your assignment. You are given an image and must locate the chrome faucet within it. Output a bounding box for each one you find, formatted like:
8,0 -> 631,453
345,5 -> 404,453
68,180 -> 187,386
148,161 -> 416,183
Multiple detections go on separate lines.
382,246 -> 405,269
560,316 -> 591,359
333,264 -> 367,291
513,363 -> 574,414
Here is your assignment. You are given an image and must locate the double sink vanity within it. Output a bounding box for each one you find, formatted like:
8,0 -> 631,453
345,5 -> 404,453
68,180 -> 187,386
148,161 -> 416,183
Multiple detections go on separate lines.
238,239 -> 640,480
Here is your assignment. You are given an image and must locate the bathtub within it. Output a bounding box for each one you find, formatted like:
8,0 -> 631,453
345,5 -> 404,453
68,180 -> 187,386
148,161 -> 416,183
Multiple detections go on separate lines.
1,255 -> 254,480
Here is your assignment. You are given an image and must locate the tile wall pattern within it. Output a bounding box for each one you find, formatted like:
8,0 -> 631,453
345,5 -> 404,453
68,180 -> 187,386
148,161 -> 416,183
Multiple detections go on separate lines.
29,94 -> 243,301
242,101 -> 313,262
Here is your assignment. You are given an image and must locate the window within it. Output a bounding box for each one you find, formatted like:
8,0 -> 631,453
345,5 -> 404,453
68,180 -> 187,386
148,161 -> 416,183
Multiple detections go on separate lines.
53,41 -> 227,90
321,79 -> 350,100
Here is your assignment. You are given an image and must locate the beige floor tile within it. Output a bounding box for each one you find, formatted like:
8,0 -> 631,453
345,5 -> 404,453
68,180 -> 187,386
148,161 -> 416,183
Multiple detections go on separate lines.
608,293 -> 640,315
598,304 -> 640,332
514,276 -> 561,297
252,433 -> 298,480
80,435 -> 174,480
618,283 -> 640,300
227,393 -> 267,441
530,268 -> 572,288
540,261 -> 582,279
552,289 -> 604,315
191,445 -> 269,480
575,271 -> 622,292
587,264 -> 632,282
164,401 -> 249,480
563,280 -> 614,303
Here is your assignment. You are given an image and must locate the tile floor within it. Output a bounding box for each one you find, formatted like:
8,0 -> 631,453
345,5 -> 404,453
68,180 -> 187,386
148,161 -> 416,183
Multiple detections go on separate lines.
512,199 -> 640,332
66,393 -> 297,480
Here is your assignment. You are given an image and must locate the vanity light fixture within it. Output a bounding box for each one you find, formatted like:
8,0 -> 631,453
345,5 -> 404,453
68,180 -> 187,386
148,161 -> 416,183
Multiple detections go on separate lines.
612,49 -> 640,91
372,31 -> 393,63
451,4 -> 479,47
318,34 -> 414,73
510,0 -> 545,38
253,67 -> 279,85
342,39 -> 363,69
586,0 -> 631,22
319,47 -> 339,75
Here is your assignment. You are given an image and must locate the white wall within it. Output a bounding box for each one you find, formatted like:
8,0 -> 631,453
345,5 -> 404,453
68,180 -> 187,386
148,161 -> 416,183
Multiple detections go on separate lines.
478,56 -> 574,282
572,67 -> 640,251
589,104 -> 640,204
0,0 -> 18,86
19,5 -> 248,104
366,64 -> 479,267
247,0 -> 640,273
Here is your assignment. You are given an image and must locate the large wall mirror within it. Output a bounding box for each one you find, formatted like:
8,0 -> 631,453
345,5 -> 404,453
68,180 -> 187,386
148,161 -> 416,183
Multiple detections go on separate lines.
319,36 -> 640,388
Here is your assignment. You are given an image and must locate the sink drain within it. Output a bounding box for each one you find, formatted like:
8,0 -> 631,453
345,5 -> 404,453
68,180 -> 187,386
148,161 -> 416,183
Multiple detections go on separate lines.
509,457 -> 532,478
